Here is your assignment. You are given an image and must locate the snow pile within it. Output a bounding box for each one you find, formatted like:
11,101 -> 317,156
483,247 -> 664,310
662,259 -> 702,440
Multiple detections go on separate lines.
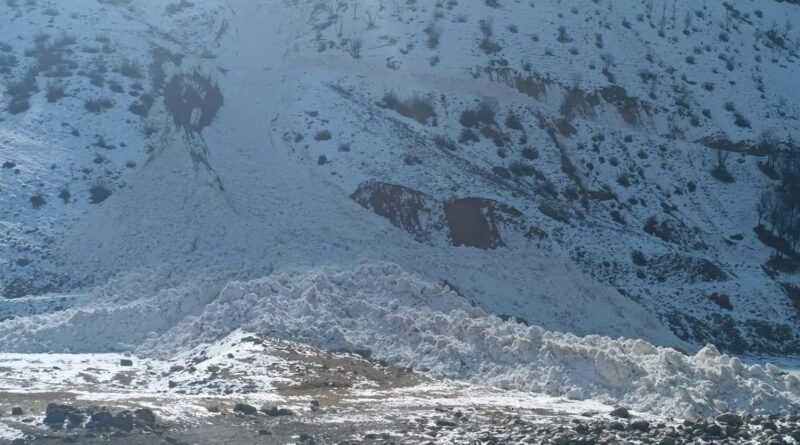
3,262 -> 796,418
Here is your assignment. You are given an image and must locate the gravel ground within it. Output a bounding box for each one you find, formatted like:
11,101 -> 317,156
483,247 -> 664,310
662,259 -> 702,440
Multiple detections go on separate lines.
3,398 -> 800,444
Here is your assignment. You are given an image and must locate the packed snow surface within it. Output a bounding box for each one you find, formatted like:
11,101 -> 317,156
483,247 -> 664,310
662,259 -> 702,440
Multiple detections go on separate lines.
2,262 -> 799,418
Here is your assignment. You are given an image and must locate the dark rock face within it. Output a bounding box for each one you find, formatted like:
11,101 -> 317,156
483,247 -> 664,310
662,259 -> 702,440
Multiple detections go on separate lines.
351,181 -> 440,242
352,181 -> 536,250
444,198 -> 510,249
164,70 -> 223,134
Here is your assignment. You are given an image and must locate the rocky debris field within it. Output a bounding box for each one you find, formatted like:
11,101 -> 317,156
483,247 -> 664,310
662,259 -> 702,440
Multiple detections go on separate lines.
3,399 -> 800,444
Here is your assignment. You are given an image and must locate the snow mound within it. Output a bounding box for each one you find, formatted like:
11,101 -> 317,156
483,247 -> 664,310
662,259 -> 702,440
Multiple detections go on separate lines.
1,262 -> 799,418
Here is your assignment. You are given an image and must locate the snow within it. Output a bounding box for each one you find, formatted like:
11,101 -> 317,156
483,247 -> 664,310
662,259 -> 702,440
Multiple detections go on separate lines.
1,0 -> 800,422
0,423 -> 23,441
2,262 -> 799,419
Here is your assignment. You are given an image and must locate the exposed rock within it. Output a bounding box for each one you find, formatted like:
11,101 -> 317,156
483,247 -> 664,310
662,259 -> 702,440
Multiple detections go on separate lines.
629,419 -> 650,432
609,407 -> 630,419
714,413 -> 742,426
351,181 -> 532,249
261,406 -> 293,416
297,433 -> 316,445
351,181 -> 440,242
233,403 -> 258,415
43,403 -> 80,429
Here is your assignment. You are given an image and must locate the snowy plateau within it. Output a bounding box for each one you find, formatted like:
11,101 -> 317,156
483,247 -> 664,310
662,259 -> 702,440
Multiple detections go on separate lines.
1,0 -> 800,443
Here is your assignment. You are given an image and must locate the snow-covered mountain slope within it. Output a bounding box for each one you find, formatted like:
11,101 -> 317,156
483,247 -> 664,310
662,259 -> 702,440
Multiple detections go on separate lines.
0,0 -> 799,418
0,0 -> 681,346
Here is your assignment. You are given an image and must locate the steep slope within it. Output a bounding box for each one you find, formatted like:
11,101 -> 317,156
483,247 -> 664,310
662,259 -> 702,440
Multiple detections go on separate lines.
265,0 -> 800,354
0,0 -> 677,347
0,0 -> 798,358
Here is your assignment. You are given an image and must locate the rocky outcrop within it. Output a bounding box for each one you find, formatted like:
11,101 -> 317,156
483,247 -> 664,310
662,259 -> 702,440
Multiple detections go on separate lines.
352,181 -> 543,249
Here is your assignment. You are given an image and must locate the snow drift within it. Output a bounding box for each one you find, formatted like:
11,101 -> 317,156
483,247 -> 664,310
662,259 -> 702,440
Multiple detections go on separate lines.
1,262 -> 798,418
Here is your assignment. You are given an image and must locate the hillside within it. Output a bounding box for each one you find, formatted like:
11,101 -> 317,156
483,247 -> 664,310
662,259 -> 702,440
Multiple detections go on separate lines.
1,0 -> 800,441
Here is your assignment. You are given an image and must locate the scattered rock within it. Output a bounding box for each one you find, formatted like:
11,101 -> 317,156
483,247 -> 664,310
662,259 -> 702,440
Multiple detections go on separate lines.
11,407 -> 23,415
134,408 -> 156,427
233,403 -> 258,415
44,403 -> 80,429
261,406 -> 293,416
297,433 -> 316,445
629,419 -> 650,432
609,407 -> 630,419
715,413 -> 743,426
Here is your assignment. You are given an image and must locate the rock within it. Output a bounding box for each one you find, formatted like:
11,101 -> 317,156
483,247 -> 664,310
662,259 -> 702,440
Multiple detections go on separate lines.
609,407 -> 630,419
11,407 -> 23,415
715,413 -> 743,426
553,435 -> 570,445
762,420 -> 778,431
120,359 -> 133,366
705,424 -> 722,436
88,412 -> 108,430
207,406 -> 220,413
67,412 -> 85,428
134,408 -> 156,427
261,406 -> 293,416
233,403 -> 258,415
44,403 -> 79,429
659,438 -> 676,445
435,419 -> 457,428
11,439 -> 25,445
297,433 -> 316,445
629,420 -> 650,432
258,429 -> 272,435
574,424 -> 589,434
609,422 -> 625,431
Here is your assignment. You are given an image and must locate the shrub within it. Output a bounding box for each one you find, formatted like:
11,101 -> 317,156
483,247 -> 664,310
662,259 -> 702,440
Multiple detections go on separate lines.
505,113 -> 523,130
30,195 -> 46,208
433,135 -> 457,151
84,97 -> 114,113
381,92 -> 436,125
520,147 -> 538,160
314,130 -> 332,141
45,80 -> 65,102
58,189 -> 71,204
89,184 -> 112,204
509,160 -> 535,177
631,250 -> 647,266
117,59 -> 142,79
